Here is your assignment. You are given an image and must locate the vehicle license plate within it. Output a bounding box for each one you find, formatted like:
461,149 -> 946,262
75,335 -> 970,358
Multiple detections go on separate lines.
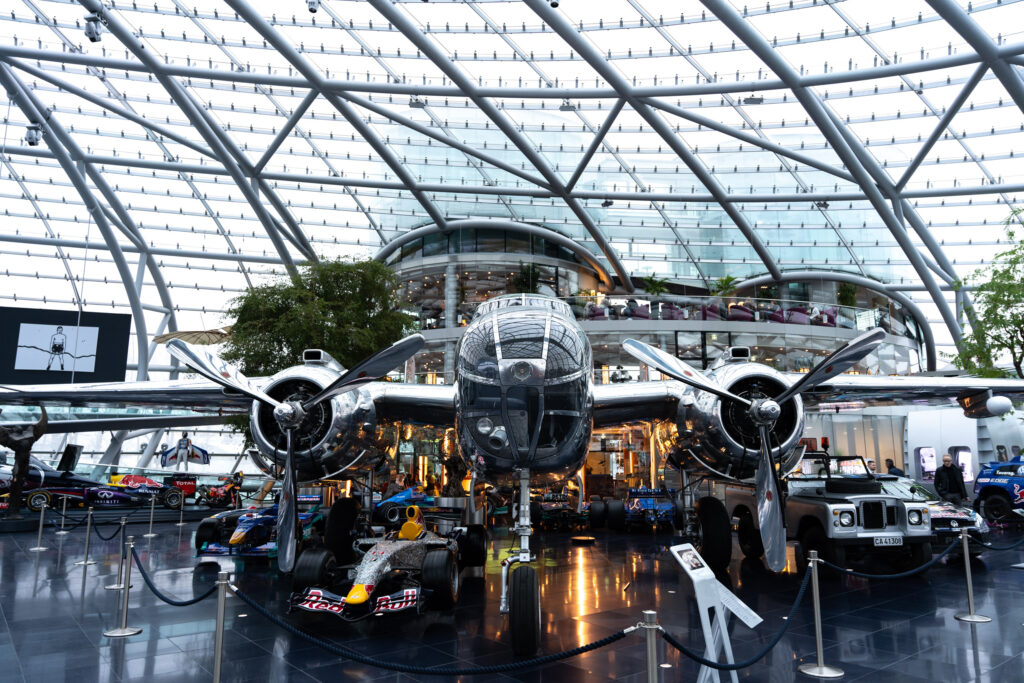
873,536 -> 903,546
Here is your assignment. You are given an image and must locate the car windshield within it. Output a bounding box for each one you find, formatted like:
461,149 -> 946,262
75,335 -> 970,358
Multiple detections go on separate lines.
790,456 -> 871,478
880,479 -> 938,502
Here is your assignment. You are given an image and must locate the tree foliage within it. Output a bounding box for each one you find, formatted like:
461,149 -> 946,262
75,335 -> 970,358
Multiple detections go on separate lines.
511,261 -> 541,294
951,214 -> 1024,378
222,259 -> 416,376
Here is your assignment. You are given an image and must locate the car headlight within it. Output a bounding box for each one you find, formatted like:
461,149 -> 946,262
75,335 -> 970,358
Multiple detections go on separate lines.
908,510 -> 922,525
839,511 -> 855,527
476,417 -> 493,435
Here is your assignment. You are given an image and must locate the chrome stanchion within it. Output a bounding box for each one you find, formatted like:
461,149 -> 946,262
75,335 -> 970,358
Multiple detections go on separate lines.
642,610 -> 659,683
955,529 -> 992,623
797,551 -> 843,679
175,493 -> 187,527
103,536 -> 142,638
28,504 -> 48,552
143,496 -> 157,538
74,508 -> 96,566
105,518 -> 128,591
212,571 -> 229,683
56,495 -> 70,536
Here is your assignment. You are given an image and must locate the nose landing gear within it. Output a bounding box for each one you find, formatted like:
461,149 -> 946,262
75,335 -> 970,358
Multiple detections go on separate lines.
499,468 -> 541,656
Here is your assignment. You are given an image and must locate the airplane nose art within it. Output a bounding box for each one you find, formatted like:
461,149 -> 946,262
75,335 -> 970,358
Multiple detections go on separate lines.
346,583 -> 372,605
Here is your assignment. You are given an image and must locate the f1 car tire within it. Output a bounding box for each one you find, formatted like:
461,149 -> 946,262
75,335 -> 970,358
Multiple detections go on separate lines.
509,565 -> 541,656
737,512 -> 764,560
325,497 -> 359,564
460,524 -> 487,568
606,500 -> 626,532
589,501 -> 607,529
195,518 -> 220,551
293,548 -> 337,592
979,491 -> 1012,523
26,490 -> 51,512
422,549 -> 459,608
162,488 -> 184,510
694,496 -> 732,571
376,501 -> 402,525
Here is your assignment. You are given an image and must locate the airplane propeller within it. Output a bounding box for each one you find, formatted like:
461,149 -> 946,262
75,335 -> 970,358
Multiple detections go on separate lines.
623,327 -> 886,571
167,334 -> 425,572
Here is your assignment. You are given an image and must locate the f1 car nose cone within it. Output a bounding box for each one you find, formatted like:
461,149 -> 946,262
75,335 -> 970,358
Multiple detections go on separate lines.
346,583 -> 372,605
229,528 -> 247,545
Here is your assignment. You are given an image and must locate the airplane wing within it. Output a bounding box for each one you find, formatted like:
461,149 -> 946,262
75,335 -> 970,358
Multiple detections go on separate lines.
797,374 -> 1024,408
370,383 -> 457,427
0,378 -> 255,411
592,381 -> 688,428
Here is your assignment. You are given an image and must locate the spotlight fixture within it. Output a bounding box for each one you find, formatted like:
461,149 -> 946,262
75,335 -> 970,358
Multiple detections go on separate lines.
84,12 -> 102,42
306,0 -> 319,12
601,199 -> 613,208
25,122 -> 42,146
409,98 -> 427,109
742,95 -> 763,105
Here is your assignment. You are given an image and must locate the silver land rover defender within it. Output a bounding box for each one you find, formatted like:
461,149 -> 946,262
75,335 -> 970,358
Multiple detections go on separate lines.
718,452 -> 934,572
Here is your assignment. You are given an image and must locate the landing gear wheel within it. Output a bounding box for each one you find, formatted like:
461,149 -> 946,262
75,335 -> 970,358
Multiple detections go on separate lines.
589,500 -> 607,529
694,496 -> 732,571
606,500 -> 626,532
422,549 -> 459,608
194,518 -> 220,551
324,497 -> 359,564
509,565 -> 541,656
737,511 -> 764,560
25,490 -> 51,512
460,524 -> 487,567
162,488 -> 184,510
980,491 -> 1012,523
293,548 -> 336,592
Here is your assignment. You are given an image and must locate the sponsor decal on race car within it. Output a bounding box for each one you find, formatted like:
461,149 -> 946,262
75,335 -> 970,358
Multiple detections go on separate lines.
374,588 -> 419,613
1014,484 -> 1024,504
293,588 -> 348,614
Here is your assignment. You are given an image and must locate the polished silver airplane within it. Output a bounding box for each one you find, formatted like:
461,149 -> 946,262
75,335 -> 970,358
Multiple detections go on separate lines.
3,293 -> 1024,655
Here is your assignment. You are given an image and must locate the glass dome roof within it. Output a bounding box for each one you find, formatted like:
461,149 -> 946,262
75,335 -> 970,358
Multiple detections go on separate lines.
1,0 -> 1022,375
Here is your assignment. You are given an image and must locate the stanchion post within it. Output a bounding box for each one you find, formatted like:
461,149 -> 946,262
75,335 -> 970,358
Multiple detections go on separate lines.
29,504 -> 48,552
103,536 -> 142,638
175,492 -> 187,527
641,609 -> 659,683
212,571 -> 228,683
105,517 -> 128,591
955,529 -> 992,623
56,495 -> 69,536
74,508 -> 96,566
143,496 -> 157,538
797,551 -> 843,679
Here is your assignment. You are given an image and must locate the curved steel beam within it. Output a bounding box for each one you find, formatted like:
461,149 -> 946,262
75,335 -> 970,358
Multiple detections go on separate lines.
700,0 -> 963,349
0,63 -> 150,378
735,270 -> 937,371
373,218 -> 614,290
525,0 -> 781,281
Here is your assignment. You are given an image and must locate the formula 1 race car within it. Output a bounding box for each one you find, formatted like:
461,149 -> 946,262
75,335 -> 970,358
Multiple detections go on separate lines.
973,456 -> 1024,522
0,457 -> 184,511
289,505 -> 485,621
109,474 -> 185,509
530,490 -> 589,531
590,487 -> 684,532
194,503 -> 324,559
373,486 -> 463,525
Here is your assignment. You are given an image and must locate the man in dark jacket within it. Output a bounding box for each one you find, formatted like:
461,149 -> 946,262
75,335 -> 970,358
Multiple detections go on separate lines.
885,459 -> 905,477
934,454 -> 968,505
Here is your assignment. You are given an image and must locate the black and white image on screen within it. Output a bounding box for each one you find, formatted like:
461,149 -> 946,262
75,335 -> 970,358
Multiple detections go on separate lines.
14,323 -> 98,373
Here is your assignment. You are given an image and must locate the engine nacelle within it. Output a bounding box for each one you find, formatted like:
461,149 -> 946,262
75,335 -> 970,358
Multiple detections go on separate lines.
248,364 -> 386,482
665,362 -> 805,480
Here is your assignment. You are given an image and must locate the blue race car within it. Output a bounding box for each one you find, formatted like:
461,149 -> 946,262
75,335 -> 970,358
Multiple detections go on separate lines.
374,486 -> 463,525
592,488 -> 684,532
194,504 -> 325,558
973,456 -> 1024,522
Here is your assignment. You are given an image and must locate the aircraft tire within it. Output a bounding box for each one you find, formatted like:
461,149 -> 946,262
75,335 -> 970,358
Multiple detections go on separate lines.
460,524 -> 487,567
293,548 -> 336,592
737,510 -> 764,559
422,549 -> 459,608
195,518 -> 220,551
324,497 -> 359,564
606,500 -> 626,531
509,565 -> 541,656
589,501 -> 607,529
25,490 -> 51,512
694,496 -> 732,571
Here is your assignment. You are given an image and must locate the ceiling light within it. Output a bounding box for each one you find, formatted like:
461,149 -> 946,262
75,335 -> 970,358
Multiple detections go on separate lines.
306,0 -> 320,13
25,123 -> 42,146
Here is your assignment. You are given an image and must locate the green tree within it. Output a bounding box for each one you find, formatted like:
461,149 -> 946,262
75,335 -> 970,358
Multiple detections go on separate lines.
950,214 -> 1024,378
708,275 -> 740,296
511,262 -> 541,294
641,275 -> 670,296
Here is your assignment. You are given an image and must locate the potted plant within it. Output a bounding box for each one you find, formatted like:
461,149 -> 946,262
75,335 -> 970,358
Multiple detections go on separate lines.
641,275 -> 670,319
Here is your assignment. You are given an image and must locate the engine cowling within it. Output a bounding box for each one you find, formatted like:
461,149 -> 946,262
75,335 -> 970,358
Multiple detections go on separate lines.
665,363 -> 805,480
248,364 -> 386,481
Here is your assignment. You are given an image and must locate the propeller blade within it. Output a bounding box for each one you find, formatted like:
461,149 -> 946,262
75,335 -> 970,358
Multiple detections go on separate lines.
166,339 -> 280,408
774,328 -> 886,405
301,333 -> 425,410
755,424 -> 787,572
622,338 -> 751,406
276,429 -> 299,573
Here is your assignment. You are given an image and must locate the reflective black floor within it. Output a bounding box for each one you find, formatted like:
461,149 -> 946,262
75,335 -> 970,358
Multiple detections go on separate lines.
2,520 -> 1023,682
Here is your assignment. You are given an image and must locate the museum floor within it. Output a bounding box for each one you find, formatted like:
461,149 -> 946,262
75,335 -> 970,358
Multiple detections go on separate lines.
1,521 -> 1023,682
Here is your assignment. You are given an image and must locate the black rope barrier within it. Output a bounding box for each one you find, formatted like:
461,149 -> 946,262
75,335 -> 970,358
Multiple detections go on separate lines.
232,587 -> 630,676
818,540 -> 958,579
969,533 -> 1024,552
93,522 -> 123,541
48,511 -> 89,532
660,568 -> 811,671
129,547 -> 218,607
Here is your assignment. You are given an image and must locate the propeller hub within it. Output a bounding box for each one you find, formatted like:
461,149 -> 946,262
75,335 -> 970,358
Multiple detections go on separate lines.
272,401 -> 306,430
752,399 -> 781,425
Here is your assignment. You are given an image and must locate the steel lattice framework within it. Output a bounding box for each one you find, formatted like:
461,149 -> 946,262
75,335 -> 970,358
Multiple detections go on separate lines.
2,0 -> 1024,374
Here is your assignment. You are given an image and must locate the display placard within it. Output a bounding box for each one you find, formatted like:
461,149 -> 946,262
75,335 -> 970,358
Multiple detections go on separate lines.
0,306 -> 131,383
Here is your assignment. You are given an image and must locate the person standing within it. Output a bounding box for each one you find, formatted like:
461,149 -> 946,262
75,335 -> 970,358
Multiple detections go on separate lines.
934,454 -> 969,505
885,458 -> 905,476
